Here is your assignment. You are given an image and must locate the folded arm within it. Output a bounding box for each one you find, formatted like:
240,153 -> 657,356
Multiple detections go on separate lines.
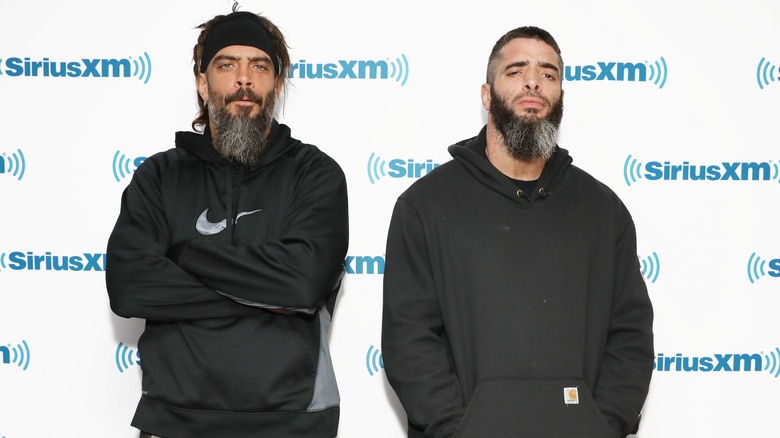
106,158 -> 267,322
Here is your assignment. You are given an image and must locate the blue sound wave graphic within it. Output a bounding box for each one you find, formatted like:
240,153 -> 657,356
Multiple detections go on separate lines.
115,342 -> 140,373
131,52 -> 152,84
623,154 -> 643,187
367,153 -> 387,184
366,345 -> 384,376
112,150 -> 133,182
0,252 -> 6,271
747,252 -> 767,284
2,149 -> 26,181
6,340 -> 31,371
757,58 -> 777,90
390,54 -> 409,86
647,57 -> 668,89
639,252 -> 660,283
763,347 -> 780,378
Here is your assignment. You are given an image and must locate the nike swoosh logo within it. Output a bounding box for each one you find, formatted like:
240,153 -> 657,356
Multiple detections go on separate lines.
196,208 -> 263,236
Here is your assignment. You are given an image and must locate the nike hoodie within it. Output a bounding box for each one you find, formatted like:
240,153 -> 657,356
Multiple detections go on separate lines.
106,121 -> 348,438
382,126 -> 654,438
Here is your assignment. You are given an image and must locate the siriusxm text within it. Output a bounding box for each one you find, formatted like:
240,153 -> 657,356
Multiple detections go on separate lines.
4,252 -> 106,271
1,57 -> 132,77
346,256 -> 385,274
0,345 -> 10,363
769,259 -> 780,276
645,161 -> 774,181
389,159 -> 440,178
564,62 -> 648,82
654,353 -> 762,372
290,59 -> 391,79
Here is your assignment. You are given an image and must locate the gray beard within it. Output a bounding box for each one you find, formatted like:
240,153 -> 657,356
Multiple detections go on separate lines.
210,89 -> 275,169
502,117 -> 558,161
490,90 -> 562,161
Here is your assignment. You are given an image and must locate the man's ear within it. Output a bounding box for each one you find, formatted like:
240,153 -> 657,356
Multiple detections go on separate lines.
197,72 -> 209,103
480,83 -> 491,112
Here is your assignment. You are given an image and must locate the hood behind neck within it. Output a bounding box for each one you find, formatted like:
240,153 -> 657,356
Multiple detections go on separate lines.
174,120 -> 296,171
448,125 -> 572,203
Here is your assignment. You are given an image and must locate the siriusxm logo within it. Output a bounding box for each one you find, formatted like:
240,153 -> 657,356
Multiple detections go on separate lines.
0,251 -> 106,272
367,153 -> 441,184
655,348 -> 780,378
639,252 -> 660,283
112,150 -> 147,182
290,54 -> 409,86
345,255 -> 385,275
564,57 -> 667,89
366,345 -> 384,376
0,340 -> 30,371
757,57 -> 779,90
623,155 -> 780,186
115,342 -> 140,373
0,52 -> 152,84
747,252 -> 780,283
0,149 -> 26,181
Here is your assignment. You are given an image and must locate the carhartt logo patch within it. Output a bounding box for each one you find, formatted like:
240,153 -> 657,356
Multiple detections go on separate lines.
564,387 -> 579,405
196,208 -> 263,236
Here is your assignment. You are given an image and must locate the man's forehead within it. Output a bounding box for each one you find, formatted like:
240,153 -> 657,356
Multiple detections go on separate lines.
499,38 -> 560,67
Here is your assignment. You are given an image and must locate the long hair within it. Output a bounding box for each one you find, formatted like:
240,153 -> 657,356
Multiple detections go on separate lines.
191,4 -> 290,131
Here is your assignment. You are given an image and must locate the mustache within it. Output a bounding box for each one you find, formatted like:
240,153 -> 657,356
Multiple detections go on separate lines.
224,87 -> 263,105
515,91 -> 552,107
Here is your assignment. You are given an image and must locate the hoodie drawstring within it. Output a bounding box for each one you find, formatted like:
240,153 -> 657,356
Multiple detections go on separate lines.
225,170 -> 233,244
224,167 -> 244,245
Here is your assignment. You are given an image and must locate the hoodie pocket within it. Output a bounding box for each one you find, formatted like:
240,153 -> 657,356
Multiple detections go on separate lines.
453,377 -> 615,438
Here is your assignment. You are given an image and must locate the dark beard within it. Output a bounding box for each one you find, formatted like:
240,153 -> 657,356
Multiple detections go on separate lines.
209,87 -> 275,169
490,88 -> 563,161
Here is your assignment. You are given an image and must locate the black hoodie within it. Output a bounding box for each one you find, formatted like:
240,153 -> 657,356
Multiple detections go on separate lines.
382,126 -> 654,438
106,121 -> 348,437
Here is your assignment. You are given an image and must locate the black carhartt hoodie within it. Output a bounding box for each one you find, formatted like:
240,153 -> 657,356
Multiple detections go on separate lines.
107,121 -> 348,437
383,126 -> 654,438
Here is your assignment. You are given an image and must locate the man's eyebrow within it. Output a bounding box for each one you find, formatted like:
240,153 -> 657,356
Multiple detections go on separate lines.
504,60 -> 529,71
248,55 -> 273,64
539,61 -> 560,73
504,60 -> 560,73
212,54 -> 239,63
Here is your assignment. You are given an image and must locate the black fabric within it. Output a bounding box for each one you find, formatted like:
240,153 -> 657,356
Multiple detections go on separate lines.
134,400 -> 339,438
106,121 -> 348,437
509,177 -> 538,196
453,379 -> 615,437
382,125 -> 653,438
200,11 -> 278,74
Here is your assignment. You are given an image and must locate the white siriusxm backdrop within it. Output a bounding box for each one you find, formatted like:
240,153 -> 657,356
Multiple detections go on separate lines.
1,0 -> 779,436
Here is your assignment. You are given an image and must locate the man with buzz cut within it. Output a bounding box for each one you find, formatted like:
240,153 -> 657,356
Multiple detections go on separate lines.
106,7 -> 348,438
382,26 -> 654,438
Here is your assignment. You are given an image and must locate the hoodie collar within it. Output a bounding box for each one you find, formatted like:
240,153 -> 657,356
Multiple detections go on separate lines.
448,125 -> 572,203
174,119 -> 296,171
